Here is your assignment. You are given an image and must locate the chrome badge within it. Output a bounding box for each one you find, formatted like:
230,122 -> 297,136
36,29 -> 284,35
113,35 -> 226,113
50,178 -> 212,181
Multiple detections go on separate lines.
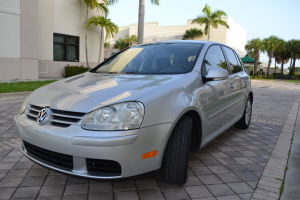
37,108 -> 51,125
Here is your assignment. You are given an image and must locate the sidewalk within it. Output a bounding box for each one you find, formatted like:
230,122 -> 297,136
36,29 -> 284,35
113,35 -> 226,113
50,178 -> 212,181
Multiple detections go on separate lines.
280,100 -> 300,199
251,98 -> 300,200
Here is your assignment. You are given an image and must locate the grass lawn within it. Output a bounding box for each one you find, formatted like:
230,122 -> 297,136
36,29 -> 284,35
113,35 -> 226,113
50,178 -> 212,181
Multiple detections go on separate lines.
0,80 -> 57,93
285,80 -> 300,83
250,78 -> 274,81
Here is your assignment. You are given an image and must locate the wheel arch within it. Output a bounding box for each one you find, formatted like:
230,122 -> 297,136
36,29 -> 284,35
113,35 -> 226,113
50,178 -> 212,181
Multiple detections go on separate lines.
249,91 -> 253,103
163,109 -> 203,155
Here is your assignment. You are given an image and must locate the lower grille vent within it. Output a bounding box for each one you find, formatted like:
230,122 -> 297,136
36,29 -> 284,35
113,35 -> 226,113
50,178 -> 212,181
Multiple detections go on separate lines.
23,141 -> 74,171
86,158 -> 121,176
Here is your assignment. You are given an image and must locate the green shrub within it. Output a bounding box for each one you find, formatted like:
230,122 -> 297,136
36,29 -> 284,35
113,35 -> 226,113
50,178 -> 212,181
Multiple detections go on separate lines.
63,65 -> 90,78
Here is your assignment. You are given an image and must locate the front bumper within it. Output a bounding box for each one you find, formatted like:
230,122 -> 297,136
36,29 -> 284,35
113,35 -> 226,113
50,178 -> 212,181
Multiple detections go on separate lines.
14,114 -> 172,179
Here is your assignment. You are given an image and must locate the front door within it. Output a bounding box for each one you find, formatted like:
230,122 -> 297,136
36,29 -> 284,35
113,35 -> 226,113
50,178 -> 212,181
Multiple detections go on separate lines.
200,45 -> 236,144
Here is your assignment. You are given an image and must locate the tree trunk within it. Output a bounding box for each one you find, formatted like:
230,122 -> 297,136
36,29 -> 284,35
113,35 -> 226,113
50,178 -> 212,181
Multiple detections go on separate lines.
85,5 -> 89,67
138,0 -> 145,44
281,62 -> 284,74
292,57 -> 296,75
254,53 -> 258,76
274,57 -> 277,77
267,58 -> 271,77
289,52 -> 294,75
98,27 -> 104,64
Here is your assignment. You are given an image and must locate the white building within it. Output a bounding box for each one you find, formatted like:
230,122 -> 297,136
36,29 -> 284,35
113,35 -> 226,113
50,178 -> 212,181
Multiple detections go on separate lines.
0,0 -> 105,81
106,17 -> 246,58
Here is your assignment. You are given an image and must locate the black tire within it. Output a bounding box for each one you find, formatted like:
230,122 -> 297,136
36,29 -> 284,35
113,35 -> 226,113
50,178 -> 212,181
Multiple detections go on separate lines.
234,96 -> 252,129
161,115 -> 192,185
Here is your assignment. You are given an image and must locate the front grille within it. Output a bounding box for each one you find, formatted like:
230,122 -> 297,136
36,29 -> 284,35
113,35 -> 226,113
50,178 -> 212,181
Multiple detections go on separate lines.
86,158 -> 121,176
23,141 -> 74,171
25,104 -> 86,128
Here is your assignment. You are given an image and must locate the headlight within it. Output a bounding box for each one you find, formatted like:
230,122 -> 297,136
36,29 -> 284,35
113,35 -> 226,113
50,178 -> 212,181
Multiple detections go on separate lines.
19,97 -> 29,114
82,102 -> 144,130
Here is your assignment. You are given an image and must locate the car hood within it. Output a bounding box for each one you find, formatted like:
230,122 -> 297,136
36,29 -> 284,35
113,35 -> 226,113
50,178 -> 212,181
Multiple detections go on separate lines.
28,72 -> 185,113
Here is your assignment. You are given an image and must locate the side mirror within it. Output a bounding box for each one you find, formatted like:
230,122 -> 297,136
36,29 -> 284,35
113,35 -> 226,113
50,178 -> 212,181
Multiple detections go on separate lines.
203,68 -> 229,83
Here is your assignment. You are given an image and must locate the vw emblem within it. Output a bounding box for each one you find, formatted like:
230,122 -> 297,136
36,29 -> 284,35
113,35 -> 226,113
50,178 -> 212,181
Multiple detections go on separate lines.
37,108 -> 52,125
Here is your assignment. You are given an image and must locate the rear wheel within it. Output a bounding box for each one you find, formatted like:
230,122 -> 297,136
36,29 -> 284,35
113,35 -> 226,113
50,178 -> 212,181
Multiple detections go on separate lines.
234,96 -> 252,129
161,115 -> 192,185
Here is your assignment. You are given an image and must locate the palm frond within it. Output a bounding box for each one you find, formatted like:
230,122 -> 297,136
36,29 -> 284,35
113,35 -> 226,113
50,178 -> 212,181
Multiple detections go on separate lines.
151,0 -> 159,5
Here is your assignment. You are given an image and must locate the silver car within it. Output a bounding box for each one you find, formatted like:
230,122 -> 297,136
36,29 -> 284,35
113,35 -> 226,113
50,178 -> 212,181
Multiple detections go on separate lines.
14,41 -> 253,185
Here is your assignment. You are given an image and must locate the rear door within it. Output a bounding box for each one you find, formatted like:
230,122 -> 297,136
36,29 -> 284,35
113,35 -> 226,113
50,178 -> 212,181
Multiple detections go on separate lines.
222,47 -> 247,120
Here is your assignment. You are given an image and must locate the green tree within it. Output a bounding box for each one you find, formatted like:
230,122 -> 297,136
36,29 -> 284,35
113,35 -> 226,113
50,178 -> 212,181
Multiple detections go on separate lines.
274,40 -> 289,74
104,42 -> 110,49
286,40 -> 300,75
245,38 -> 263,76
87,15 -> 119,63
182,28 -> 203,40
192,4 -> 229,41
124,34 -> 138,46
262,35 -> 282,77
106,0 -> 159,44
82,0 -> 108,67
114,38 -> 129,50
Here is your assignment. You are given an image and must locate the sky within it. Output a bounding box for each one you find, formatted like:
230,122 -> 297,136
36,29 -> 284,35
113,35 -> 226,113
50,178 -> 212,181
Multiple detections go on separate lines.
108,0 -> 300,69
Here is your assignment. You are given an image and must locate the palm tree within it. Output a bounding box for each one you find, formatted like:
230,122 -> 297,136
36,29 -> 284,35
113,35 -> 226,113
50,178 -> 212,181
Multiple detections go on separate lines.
87,15 -> 119,63
286,39 -> 300,75
114,38 -> 129,50
262,35 -> 282,77
192,4 -> 229,41
82,0 -> 108,67
274,40 -> 289,75
276,51 -> 290,75
106,0 -> 159,44
245,38 -> 263,76
124,35 -> 138,46
182,28 -> 203,40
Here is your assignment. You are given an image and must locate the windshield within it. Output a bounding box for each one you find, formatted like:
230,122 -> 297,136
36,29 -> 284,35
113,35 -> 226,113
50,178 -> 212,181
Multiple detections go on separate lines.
91,43 -> 203,74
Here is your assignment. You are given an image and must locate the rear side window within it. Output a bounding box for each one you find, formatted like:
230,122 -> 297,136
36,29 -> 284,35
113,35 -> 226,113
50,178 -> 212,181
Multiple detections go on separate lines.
223,47 -> 243,74
203,45 -> 228,74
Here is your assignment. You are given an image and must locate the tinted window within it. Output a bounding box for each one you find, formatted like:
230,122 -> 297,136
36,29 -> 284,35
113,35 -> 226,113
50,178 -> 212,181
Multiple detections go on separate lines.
203,45 -> 228,74
91,43 -> 203,74
234,52 -> 244,71
223,47 -> 242,74
54,33 -> 79,62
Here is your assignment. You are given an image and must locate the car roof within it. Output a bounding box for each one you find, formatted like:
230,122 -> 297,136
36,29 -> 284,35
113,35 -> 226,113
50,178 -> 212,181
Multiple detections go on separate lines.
137,40 -> 223,46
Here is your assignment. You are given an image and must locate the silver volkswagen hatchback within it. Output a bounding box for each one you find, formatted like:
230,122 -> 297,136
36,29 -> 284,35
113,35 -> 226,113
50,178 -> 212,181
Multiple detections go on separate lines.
14,41 -> 253,185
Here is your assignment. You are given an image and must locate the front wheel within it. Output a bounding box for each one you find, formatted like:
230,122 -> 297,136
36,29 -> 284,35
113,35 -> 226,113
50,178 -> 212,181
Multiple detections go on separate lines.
161,115 -> 192,185
234,96 -> 252,129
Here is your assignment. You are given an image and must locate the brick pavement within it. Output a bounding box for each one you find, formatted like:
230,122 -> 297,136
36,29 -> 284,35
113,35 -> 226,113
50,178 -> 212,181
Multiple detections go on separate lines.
0,82 -> 299,200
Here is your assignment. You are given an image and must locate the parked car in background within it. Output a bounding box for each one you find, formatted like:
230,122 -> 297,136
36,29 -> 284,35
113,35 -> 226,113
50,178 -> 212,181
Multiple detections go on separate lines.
14,41 -> 253,185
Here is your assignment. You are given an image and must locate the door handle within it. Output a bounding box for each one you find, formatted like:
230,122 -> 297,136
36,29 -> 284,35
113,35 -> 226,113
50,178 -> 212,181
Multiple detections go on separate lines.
230,83 -> 235,90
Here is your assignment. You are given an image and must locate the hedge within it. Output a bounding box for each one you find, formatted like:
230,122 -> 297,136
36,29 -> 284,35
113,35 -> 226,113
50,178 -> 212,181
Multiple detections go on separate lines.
63,65 -> 90,78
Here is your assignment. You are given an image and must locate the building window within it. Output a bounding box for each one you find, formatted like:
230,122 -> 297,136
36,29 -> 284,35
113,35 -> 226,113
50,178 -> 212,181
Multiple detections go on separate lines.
54,33 -> 79,62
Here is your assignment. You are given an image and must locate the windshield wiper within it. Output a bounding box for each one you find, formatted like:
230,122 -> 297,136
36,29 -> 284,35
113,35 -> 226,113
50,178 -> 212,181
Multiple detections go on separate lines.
126,71 -> 138,74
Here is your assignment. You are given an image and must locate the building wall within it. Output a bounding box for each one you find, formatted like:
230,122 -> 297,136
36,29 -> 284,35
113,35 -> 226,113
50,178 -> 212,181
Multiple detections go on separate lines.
225,18 -> 246,57
0,0 -> 104,81
0,0 -> 40,81
107,17 -> 246,58
38,0 -> 102,78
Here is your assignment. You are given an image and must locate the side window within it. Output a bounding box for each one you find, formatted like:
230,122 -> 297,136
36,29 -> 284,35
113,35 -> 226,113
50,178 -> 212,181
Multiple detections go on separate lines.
223,47 -> 243,74
234,52 -> 245,72
203,45 -> 228,74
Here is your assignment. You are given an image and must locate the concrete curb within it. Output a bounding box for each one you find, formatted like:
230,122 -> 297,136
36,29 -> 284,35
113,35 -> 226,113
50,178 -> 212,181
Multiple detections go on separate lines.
0,91 -> 31,100
251,98 -> 300,200
251,80 -> 300,85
